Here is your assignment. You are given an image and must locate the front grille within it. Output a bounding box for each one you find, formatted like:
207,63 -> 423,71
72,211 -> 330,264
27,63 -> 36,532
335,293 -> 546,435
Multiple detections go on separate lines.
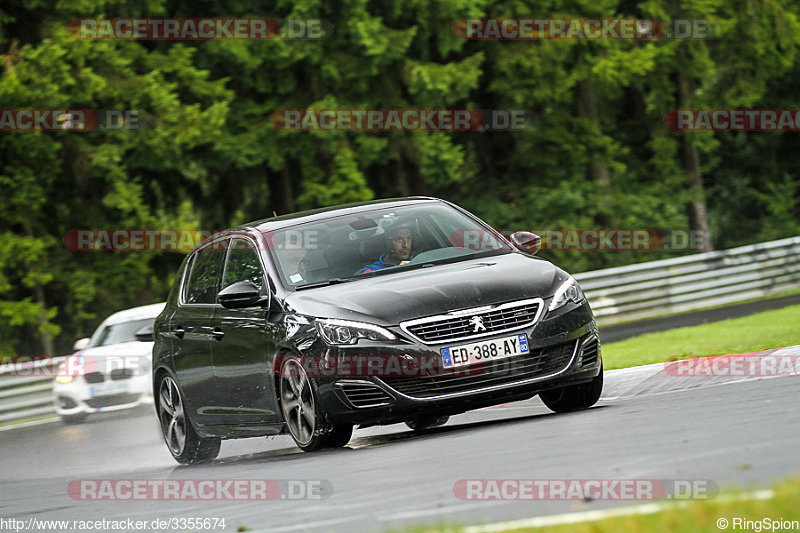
401,299 -> 543,344
338,382 -> 394,408
381,340 -> 577,398
85,393 -> 141,409
110,368 -> 134,381
84,372 -> 105,384
580,337 -> 600,366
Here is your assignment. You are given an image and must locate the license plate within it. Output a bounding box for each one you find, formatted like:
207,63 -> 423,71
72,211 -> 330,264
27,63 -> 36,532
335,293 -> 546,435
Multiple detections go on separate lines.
441,333 -> 529,369
89,380 -> 129,397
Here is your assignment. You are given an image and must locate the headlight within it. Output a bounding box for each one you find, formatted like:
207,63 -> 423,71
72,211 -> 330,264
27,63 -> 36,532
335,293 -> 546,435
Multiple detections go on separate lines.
548,276 -> 585,311
54,362 -> 75,384
316,318 -> 397,345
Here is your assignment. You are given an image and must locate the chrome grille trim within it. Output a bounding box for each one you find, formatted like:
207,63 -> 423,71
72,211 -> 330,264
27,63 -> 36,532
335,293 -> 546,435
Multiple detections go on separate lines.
399,298 -> 545,345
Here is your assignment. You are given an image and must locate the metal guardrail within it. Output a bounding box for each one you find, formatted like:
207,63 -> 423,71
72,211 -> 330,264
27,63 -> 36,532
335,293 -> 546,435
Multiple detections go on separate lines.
575,236 -> 800,325
1,236 -> 798,427
0,356 -> 65,425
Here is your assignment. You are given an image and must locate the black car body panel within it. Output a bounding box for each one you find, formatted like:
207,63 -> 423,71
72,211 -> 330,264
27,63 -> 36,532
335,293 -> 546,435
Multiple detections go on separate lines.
153,197 -> 601,446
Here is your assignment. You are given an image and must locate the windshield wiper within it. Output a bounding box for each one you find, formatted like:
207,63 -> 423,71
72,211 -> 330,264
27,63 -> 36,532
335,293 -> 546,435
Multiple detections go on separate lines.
294,277 -> 354,290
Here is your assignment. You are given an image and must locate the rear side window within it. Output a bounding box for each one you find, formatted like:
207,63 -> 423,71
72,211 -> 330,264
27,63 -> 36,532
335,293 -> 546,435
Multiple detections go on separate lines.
223,239 -> 265,292
185,245 -> 224,304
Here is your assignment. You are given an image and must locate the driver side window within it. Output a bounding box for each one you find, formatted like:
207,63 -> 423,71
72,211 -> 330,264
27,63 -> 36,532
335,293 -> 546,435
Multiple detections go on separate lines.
223,239 -> 265,292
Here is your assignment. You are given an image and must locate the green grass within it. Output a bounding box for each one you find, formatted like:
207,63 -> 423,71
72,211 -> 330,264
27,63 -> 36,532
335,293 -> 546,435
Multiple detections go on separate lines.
601,304 -> 800,370
401,478 -> 800,533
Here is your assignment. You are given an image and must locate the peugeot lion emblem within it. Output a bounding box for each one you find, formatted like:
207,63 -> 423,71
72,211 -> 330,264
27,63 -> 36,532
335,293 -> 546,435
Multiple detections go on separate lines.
469,316 -> 486,332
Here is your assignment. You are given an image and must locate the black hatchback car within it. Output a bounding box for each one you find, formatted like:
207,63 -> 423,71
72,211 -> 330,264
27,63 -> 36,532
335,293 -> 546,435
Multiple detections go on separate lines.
153,197 -> 602,464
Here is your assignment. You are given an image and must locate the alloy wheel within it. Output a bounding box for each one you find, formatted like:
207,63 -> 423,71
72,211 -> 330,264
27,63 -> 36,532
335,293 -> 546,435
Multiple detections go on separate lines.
280,358 -> 316,446
159,376 -> 186,455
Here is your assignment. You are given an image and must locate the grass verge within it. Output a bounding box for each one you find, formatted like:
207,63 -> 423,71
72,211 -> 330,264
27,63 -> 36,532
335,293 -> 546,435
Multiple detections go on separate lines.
403,477 -> 800,533
601,304 -> 800,370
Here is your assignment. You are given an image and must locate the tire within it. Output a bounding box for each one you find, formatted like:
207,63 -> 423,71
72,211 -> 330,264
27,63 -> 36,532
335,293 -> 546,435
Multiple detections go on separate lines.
60,413 -> 88,425
405,415 -> 450,431
158,375 -> 221,465
278,355 -> 352,451
540,364 -> 603,413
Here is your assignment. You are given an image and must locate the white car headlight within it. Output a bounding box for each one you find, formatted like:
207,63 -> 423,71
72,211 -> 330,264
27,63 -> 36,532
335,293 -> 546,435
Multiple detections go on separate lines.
548,276 -> 585,311
316,318 -> 397,345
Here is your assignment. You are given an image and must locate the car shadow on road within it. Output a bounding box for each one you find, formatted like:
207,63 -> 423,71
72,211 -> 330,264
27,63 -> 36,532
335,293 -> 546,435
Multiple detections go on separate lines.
349,405 -> 612,448
168,405 -> 611,471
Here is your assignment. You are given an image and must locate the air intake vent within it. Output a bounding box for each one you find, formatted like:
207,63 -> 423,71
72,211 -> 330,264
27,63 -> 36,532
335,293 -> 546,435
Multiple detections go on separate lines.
338,382 -> 394,408
84,372 -> 105,384
580,337 -> 600,366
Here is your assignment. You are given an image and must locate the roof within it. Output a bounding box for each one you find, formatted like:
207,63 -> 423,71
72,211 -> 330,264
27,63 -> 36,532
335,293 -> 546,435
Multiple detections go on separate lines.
102,302 -> 166,325
243,197 -> 442,233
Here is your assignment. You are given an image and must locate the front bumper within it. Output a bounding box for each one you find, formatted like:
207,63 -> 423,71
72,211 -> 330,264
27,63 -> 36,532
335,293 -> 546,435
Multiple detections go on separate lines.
53,372 -> 153,416
304,301 -> 600,426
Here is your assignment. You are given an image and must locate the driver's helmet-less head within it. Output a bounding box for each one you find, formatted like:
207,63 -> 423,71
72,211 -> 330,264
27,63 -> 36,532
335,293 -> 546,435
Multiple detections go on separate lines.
376,214 -> 418,240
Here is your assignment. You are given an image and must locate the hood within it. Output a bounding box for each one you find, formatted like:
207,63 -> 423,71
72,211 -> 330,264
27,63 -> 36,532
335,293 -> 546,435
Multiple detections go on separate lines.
283,252 -> 567,325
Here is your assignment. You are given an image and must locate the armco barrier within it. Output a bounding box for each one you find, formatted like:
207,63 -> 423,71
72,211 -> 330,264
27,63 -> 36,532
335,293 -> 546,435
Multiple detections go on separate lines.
1,236 -> 798,426
575,236 -> 800,325
0,356 -> 65,425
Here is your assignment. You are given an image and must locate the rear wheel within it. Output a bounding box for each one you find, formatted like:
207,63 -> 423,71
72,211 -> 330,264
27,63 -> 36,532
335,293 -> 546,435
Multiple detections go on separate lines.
158,375 -> 220,464
279,355 -> 352,451
405,415 -> 450,431
540,364 -> 603,413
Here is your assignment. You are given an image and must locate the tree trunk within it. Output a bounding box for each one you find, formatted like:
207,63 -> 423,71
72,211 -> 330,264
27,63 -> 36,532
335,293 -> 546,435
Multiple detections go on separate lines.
22,220 -> 54,357
676,68 -> 714,252
392,141 -> 411,196
576,78 -> 615,227
268,165 -> 295,215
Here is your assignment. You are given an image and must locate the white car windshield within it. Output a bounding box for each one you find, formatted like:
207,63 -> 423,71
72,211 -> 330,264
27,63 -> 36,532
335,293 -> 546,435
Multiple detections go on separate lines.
91,318 -> 154,347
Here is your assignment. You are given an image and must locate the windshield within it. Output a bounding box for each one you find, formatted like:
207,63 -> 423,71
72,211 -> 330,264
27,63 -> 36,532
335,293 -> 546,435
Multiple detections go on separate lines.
268,203 -> 512,288
91,318 -> 154,347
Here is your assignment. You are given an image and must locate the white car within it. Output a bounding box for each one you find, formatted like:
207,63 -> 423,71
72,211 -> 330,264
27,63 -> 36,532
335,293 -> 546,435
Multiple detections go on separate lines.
53,303 -> 165,423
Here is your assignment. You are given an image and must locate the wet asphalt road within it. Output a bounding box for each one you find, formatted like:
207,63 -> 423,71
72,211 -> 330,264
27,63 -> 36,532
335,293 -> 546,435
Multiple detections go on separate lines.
2,364 -> 800,533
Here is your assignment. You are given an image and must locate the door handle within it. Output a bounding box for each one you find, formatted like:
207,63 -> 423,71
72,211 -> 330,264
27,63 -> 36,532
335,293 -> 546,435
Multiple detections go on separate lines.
212,328 -> 224,341
173,325 -> 185,339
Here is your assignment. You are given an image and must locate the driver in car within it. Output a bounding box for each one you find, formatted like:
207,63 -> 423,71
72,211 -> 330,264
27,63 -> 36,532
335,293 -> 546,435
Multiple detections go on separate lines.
278,243 -> 311,283
358,223 -> 414,273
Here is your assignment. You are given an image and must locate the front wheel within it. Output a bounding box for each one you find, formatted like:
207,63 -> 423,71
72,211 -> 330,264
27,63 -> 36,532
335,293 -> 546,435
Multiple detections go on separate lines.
540,364 -> 603,413
279,355 -> 352,451
158,375 -> 220,464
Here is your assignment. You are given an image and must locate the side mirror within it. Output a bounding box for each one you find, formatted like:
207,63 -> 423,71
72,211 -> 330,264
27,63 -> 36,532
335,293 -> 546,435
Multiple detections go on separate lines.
73,337 -> 90,352
219,281 -> 267,309
134,325 -> 154,342
510,231 -> 542,255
